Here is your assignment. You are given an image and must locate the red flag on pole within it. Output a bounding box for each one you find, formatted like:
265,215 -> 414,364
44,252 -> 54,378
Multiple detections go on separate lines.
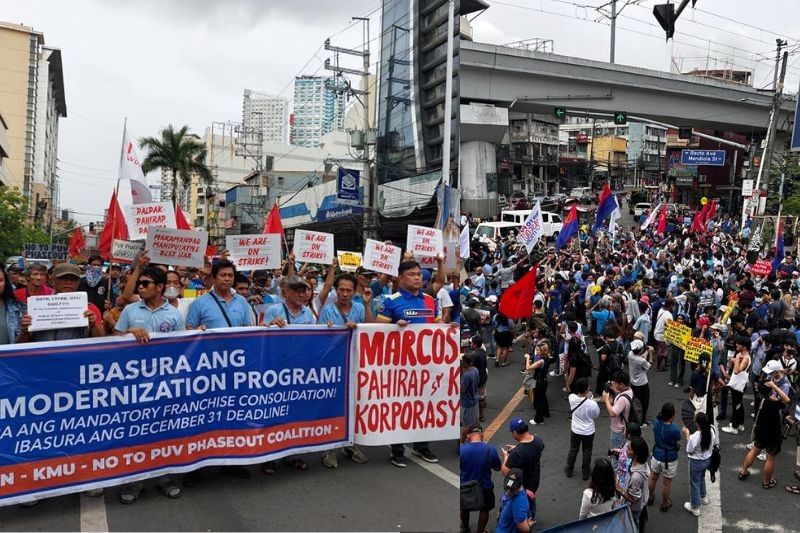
67,227 -> 85,258
498,264 -> 538,319
691,202 -> 710,233
656,205 -> 668,234
263,202 -> 284,236
703,199 -> 718,226
176,206 -> 191,230
97,190 -> 129,259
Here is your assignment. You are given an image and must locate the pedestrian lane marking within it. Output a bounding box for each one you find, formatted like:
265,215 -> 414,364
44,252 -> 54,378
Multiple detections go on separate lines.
80,491 -> 108,533
404,447 -> 459,489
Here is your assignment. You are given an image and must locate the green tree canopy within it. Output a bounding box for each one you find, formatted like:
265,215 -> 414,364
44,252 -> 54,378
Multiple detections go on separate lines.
0,187 -> 50,260
139,125 -> 213,208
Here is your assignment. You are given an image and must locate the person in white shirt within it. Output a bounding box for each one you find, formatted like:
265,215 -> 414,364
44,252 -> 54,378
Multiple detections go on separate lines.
682,411 -> 718,517
436,285 -> 454,323
565,378 -> 600,480
653,300 -> 674,371
578,458 -> 616,519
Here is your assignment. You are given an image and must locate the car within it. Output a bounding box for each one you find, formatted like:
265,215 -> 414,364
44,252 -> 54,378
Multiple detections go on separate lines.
569,187 -> 592,198
473,221 -> 520,249
500,210 -> 563,240
633,202 -> 652,217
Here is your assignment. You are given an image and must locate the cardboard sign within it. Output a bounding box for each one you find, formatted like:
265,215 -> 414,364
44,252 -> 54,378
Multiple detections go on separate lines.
750,259 -> 772,277
664,319 -> 692,349
225,234 -> 281,271
27,292 -> 89,332
111,239 -> 145,264
125,202 -> 177,240
362,239 -> 401,277
354,324 -> 460,445
146,227 -> 207,268
684,337 -> 712,364
337,251 -> 362,272
293,230 -> 335,265
406,225 -> 443,258
23,243 -> 68,260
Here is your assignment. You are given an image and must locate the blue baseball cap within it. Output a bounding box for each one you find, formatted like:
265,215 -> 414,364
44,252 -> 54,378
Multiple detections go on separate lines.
508,418 -> 527,433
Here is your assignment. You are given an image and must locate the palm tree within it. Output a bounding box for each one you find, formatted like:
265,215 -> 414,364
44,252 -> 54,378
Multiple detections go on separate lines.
139,125 -> 213,208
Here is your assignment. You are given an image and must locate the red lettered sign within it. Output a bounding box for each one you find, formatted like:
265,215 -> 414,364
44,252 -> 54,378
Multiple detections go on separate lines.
751,260 -> 772,277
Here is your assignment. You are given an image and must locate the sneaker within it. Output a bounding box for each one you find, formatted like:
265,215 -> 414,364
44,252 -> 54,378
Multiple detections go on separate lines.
683,502 -> 700,517
343,445 -> 368,464
412,449 -> 439,463
641,421 -> 651,428
757,451 -> 767,461
749,401 -> 755,407
390,456 -> 408,468
564,467 -> 573,478
674,383 -> 681,388
322,451 -> 338,469
746,442 -> 754,450
549,370 -> 557,377
721,424 -> 740,435
737,425 -> 746,433
85,489 -> 104,497
528,419 -> 543,426
667,382 -> 674,386
701,496 -> 710,506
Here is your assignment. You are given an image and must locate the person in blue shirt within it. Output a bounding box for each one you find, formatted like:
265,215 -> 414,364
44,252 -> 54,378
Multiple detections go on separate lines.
460,426 -> 501,533
186,259 -> 253,330
648,402 -> 682,512
262,275 -> 316,326
114,266 -> 184,504
496,468 -> 531,533
318,273 -> 369,327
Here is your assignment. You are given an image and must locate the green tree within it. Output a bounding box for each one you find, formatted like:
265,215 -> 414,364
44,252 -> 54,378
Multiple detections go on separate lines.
138,125 -> 213,208
0,187 -> 50,260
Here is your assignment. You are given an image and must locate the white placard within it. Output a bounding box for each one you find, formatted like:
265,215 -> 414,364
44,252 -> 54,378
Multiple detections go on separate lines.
226,234 -> 281,271
406,225 -> 443,257
337,251 -> 362,272
293,229 -> 335,265
28,292 -> 89,332
742,179 -> 754,197
362,239 -> 401,277
146,227 -> 207,268
111,239 -> 145,264
125,202 -> 177,240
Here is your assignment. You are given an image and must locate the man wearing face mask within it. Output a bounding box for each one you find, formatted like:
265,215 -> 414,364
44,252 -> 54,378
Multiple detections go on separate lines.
79,255 -> 111,311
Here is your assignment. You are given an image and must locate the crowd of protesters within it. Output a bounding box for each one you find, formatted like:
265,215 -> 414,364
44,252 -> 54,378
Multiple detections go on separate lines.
460,196 -> 799,532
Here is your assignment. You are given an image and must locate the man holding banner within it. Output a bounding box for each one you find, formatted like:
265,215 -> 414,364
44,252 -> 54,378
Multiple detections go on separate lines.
377,260 -> 441,467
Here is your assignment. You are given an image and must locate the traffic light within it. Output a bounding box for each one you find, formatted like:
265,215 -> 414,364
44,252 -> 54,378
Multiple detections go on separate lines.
613,112 -> 627,125
554,107 -> 566,119
678,127 -> 692,140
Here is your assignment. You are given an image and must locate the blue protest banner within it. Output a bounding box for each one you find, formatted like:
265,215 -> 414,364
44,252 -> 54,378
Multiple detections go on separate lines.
0,327 -> 353,505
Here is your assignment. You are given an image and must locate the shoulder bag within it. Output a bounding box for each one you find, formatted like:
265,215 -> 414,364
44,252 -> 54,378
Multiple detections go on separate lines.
460,448 -> 491,511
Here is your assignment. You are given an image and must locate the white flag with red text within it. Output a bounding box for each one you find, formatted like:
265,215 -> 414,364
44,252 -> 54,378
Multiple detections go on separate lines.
119,126 -> 152,205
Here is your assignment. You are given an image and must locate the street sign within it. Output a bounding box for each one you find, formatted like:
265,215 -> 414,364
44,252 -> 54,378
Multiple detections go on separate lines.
336,168 -> 361,206
613,112 -> 627,125
792,78 -> 800,151
680,150 -> 726,166
554,107 -> 566,119
742,179 -> 754,197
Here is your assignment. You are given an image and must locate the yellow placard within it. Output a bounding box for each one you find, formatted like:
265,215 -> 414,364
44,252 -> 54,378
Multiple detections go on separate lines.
337,251 -> 363,272
664,319 -> 692,349
684,337 -> 712,364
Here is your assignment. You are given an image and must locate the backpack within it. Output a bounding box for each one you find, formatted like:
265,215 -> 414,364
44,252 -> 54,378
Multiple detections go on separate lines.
618,391 -> 643,427
607,340 -> 625,375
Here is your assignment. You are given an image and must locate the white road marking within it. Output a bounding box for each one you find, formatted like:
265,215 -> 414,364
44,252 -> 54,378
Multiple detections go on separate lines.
80,492 -> 109,533
404,447 -> 459,489
726,519 -> 792,532
699,408 -> 723,533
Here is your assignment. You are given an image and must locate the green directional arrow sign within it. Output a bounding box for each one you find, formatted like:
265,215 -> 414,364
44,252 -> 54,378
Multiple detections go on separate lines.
613,112 -> 627,125
554,107 -> 566,119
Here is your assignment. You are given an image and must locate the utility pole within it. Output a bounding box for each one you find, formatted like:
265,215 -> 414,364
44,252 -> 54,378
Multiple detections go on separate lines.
442,0 -> 455,186
755,51 -> 788,211
773,39 -> 788,91
609,0 -> 617,64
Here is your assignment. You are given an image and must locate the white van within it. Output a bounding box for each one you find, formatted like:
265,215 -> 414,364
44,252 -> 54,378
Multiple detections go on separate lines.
473,221 -> 520,248
500,210 -> 563,240
633,202 -> 652,217
569,187 -> 593,198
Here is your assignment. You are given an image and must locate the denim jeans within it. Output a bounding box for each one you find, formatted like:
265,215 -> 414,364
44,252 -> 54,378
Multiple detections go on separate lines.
609,430 -> 627,470
688,457 -> 710,509
669,347 -> 685,384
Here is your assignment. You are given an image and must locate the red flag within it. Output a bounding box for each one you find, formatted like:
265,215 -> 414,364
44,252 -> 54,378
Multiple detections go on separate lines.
498,264 -> 538,319
703,199 -> 718,226
691,202 -> 710,232
67,227 -> 85,258
263,202 -> 284,236
656,205 -> 668,234
176,206 -> 191,230
97,190 -> 129,259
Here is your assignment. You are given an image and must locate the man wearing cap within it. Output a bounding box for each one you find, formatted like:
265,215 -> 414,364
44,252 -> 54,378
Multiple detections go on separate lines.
460,425 -> 502,533
262,275 -> 315,327
377,260 -> 441,467
17,263 -> 105,343
502,419 -> 544,526
186,259 -> 253,331
7,264 -> 25,290
496,468 -> 531,533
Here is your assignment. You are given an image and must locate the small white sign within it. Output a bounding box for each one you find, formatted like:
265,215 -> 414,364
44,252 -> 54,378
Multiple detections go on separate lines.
226,234 -> 281,271
406,225 -> 443,257
146,227 -> 207,268
742,179 -> 754,197
111,239 -> 145,264
28,292 -> 89,332
125,202 -> 177,241
363,239 -> 401,277
293,230 -> 335,265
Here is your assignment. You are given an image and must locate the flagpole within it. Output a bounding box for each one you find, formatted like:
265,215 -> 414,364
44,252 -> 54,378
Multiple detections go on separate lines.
106,118 -> 127,304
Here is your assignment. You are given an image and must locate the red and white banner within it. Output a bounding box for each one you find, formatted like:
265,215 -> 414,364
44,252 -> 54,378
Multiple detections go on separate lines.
225,234 -> 281,271
353,324 -> 460,445
750,259 -> 772,277
119,126 -> 152,204
125,202 -> 177,240
146,227 -> 207,268
362,239 -> 401,277
406,225 -> 443,258
293,230 -> 334,264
